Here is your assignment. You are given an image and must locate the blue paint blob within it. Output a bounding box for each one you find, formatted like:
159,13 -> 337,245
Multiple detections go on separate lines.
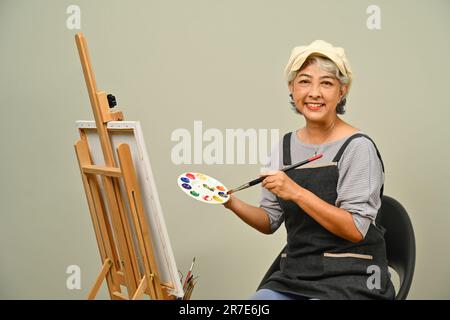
180,177 -> 190,183
218,192 -> 228,198
181,183 -> 192,190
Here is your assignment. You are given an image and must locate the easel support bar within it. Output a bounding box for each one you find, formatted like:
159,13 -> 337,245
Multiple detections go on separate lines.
112,291 -> 129,300
82,165 -> 122,177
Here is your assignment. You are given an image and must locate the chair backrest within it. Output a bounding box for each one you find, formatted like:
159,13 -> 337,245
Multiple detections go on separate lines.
376,195 -> 416,300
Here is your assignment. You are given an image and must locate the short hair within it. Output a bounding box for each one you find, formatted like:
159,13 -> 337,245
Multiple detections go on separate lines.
289,54 -> 349,114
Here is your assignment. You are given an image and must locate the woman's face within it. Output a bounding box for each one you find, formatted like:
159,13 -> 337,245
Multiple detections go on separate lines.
289,62 -> 347,123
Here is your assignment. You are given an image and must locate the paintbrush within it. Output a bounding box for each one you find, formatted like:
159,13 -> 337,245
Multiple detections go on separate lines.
227,154 -> 323,195
183,257 -> 196,289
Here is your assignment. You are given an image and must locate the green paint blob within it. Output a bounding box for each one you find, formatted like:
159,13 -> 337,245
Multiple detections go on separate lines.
190,190 -> 199,197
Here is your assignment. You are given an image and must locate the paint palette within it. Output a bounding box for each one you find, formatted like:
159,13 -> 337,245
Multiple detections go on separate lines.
177,172 -> 230,204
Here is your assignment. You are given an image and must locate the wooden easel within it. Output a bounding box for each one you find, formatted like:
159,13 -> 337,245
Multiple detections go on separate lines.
73,32 -> 175,300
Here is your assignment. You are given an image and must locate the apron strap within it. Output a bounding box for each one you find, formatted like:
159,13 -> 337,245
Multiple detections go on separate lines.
332,133 -> 385,172
283,132 -> 385,171
332,133 -> 385,198
282,131 -> 385,197
282,132 -> 293,166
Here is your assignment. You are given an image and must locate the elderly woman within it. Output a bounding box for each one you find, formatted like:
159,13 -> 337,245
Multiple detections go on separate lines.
224,40 -> 395,300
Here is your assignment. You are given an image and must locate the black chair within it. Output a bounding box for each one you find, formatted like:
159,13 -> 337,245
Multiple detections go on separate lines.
258,195 -> 416,300
376,195 -> 416,300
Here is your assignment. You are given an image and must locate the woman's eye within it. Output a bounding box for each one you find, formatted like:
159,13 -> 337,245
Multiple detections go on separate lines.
298,80 -> 309,84
322,81 -> 333,86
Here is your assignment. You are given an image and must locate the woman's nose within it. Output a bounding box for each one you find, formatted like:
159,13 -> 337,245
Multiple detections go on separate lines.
308,84 -> 322,99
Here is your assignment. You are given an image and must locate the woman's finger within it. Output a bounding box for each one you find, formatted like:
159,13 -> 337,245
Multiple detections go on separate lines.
263,181 -> 278,191
262,177 -> 276,187
259,170 -> 278,177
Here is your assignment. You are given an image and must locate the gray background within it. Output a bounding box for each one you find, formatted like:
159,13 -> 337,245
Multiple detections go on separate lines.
1,0 -> 449,299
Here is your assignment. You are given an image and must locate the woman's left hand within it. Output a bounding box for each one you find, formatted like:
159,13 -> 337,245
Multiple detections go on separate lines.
260,171 -> 302,201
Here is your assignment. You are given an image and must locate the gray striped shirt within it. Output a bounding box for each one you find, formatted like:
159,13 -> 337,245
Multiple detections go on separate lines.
260,131 -> 384,237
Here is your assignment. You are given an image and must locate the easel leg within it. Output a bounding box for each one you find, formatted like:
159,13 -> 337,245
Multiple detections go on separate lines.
132,275 -> 148,300
87,259 -> 112,300
75,139 -> 122,299
101,175 -> 141,295
117,143 -> 165,300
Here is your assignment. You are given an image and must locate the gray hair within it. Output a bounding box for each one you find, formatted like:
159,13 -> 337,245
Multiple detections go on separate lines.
289,54 -> 350,114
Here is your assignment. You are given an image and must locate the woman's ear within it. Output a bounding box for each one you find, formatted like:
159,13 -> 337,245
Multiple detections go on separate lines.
340,85 -> 349,99
288,81 -> 293,94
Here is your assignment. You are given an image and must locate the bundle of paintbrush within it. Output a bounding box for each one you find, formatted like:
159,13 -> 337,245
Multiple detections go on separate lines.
182,257 -> 198,300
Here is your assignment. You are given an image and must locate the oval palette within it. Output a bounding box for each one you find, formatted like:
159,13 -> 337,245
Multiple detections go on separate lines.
177,172 -> 230,204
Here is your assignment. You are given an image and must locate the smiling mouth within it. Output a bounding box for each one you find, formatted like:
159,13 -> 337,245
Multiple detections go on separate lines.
305,103 -> 325,110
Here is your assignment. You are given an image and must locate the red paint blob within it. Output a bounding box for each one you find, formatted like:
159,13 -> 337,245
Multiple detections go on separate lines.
186,173 -> 195,180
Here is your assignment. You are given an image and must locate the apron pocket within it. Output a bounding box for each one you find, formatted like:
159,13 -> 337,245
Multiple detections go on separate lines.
323,252 -> 373,260
323,252 -> 392,296
281,253 -> 324,277
323,252 -> 374,278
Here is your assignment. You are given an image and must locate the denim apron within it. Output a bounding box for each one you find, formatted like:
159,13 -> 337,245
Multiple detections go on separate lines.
258,133 -> 395,299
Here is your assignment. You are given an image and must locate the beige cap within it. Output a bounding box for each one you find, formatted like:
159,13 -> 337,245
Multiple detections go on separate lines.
284,40 -> 353,87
